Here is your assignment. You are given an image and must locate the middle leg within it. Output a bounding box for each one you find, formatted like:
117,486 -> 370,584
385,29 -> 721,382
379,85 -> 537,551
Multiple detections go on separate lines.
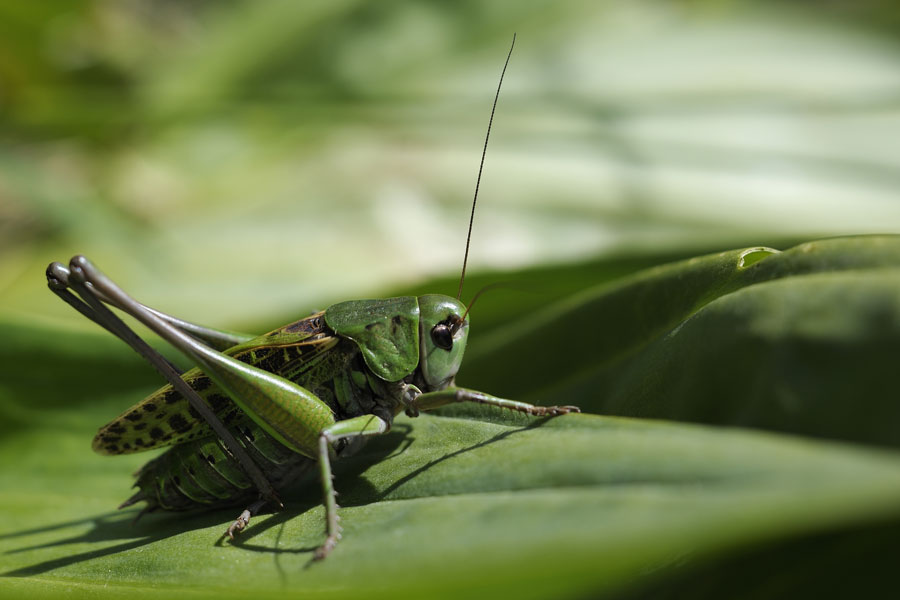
314,414 -> 391,560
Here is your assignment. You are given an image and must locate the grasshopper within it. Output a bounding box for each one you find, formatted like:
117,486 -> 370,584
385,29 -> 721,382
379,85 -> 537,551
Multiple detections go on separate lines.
45,35 -> 578,560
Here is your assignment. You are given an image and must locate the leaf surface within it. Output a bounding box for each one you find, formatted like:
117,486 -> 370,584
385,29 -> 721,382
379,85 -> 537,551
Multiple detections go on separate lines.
3,308 -> 900,597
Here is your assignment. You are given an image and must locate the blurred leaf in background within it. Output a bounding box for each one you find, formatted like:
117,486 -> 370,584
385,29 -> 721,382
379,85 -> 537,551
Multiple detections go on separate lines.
1,1 -> 900,598
1,0 -> 898,327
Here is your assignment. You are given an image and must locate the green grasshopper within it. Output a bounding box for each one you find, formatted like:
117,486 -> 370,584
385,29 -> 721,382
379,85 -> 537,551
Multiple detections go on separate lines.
45,35 -> 578,560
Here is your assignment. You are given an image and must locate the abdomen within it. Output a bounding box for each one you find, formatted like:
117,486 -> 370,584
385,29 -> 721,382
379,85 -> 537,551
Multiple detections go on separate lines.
123,412 -> 313,512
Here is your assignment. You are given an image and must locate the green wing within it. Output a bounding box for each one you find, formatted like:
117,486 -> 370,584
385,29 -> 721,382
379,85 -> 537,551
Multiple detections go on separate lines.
93,313 -> 343,455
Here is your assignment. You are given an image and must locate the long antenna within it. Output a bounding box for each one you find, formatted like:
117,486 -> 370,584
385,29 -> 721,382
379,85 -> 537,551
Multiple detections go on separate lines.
456,33 -> 516,301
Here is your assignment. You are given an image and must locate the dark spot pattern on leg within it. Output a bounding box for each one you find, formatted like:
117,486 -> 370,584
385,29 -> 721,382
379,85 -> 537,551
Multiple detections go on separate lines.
207,394 -> 230,412
168,414 -> 190,433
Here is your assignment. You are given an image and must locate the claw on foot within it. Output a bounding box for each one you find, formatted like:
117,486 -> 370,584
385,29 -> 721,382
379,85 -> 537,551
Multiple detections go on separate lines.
533,405 -> 580,416
226,509 -> 251,540
314,532 -> 341,561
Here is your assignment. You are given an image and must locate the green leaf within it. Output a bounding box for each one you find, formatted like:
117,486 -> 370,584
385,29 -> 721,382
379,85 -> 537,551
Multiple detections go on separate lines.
459,236 -> 900,447
3,234 -> 900,600
3,390 -> 900,599
3,1 -> 899,595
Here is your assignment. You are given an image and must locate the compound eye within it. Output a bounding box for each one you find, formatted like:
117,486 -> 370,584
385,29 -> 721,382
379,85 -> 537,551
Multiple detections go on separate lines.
431,323 -> 453,350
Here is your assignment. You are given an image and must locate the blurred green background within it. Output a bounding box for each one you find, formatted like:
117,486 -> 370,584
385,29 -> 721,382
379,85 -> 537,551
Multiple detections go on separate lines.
3,2 -> 900,598
2,0 -> 898,330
